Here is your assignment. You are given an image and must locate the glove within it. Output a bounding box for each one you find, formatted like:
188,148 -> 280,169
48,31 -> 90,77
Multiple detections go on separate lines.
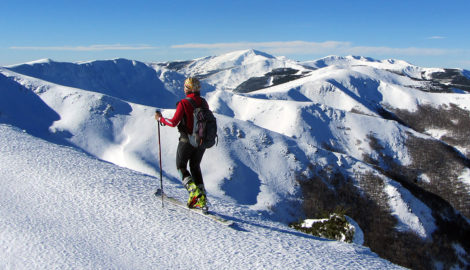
155,110 -> 162,121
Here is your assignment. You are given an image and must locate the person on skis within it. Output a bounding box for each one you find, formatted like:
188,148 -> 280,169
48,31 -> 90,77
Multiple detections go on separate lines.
155,77 -> 208,211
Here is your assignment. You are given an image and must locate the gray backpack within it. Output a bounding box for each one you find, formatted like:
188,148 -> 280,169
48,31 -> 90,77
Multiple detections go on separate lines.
186,97 -> 218,148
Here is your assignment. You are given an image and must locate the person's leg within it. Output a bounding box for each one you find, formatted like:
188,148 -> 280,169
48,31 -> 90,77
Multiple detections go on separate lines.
176,141 -> 204,207
189,147 -> 206,186
176,140 -> 192,181
189,147 -> 207,209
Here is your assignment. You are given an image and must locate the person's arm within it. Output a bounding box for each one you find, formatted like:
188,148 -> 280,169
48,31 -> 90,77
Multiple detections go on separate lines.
155,102 -> 185,127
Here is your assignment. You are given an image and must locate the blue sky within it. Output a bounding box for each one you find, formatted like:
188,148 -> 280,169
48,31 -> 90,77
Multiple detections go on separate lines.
2,0 -> 470,69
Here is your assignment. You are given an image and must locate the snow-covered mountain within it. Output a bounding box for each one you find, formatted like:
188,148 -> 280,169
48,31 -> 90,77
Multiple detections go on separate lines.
1,49 -> 470,269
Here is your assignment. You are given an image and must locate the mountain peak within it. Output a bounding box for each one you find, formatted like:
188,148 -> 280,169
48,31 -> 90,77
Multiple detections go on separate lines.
345,55 -> 379,62
8,58 -> 55,67
246,49 -> 276,59
219,49 -> 275,61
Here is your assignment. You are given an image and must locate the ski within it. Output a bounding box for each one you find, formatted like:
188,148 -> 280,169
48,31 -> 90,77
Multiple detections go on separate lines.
154,190 -> 234,226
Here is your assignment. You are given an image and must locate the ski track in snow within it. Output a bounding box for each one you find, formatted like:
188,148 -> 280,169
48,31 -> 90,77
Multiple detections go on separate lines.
0,125 -> 403,269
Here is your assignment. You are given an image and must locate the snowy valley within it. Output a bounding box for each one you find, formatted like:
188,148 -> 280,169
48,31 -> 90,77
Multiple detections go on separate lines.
1,49 -> 470,269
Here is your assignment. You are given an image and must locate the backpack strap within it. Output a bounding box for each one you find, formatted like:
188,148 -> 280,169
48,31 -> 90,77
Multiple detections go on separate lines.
185,97 -> 198,109
185,97 -> 208,109
181,97 -> 199,138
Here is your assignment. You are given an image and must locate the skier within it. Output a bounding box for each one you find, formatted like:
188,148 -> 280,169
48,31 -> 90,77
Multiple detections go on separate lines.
155,77 -> 208,211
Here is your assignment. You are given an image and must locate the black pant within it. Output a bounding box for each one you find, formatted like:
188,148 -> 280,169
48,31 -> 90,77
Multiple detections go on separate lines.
176,139 -> 206,186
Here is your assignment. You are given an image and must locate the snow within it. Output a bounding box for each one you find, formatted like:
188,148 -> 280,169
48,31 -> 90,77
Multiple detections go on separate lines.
384,181 -> 436,239
459,168 -> 470,191
0,124 -> 402,269
1,51 -> 443,229
168,49 -> 309,91
417,173 -> 432,184
302,218 -> 330,227
346,216 -> 364,245
425,128 -> 448,140
2,49 -> 469,268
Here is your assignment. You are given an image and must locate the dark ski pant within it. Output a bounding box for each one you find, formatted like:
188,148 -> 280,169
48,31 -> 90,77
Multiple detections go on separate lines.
176,139 -> 205,187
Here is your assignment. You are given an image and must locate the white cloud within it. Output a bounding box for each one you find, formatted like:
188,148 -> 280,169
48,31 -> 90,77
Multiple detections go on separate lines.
427,36 -> 446,40
10,44 -> 159,51
10,41 -> 459,58
172,41 -> 351,54
171,41 -> 456,57
346,46 -> 451,56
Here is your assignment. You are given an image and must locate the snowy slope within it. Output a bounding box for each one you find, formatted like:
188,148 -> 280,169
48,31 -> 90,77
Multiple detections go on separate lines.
0,65 -> 305,218
0,124 -> 403,269
2,49 -> 470,268
7,58 -> 179,108
1,63 -> 439,235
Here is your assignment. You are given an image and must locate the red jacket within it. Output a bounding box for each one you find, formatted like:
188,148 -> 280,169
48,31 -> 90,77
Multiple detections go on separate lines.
160,93 -> 206,134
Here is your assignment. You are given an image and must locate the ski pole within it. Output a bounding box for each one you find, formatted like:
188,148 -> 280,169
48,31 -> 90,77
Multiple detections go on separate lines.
156,110 -> 164,208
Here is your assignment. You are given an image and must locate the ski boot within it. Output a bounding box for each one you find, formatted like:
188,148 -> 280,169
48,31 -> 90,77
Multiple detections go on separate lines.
192,184 -> 208,213
183,177 -> 202,207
